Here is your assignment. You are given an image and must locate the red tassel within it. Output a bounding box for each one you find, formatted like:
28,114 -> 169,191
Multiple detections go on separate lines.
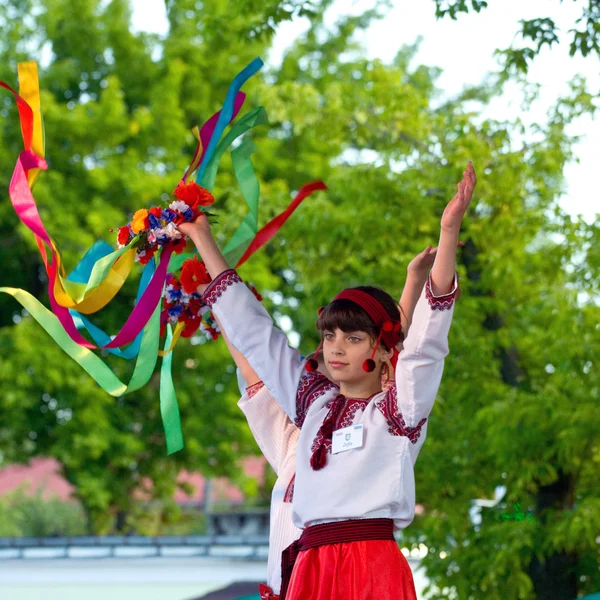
363,359 -> 376,372
310,444 -> 329,470
305,358 -> 319,372
305,339 -> 323,372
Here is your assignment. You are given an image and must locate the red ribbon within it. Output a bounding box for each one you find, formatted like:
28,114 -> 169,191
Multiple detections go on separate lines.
236,181 -> 327,267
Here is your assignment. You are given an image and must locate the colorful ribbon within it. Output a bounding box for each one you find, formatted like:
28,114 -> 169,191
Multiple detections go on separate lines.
195,57 -> 264,184
1,56 -> 320,456
183,92 -> 246,182
237,181 -> 328,267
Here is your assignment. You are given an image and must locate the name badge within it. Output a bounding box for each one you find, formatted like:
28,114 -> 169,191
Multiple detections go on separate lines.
332,424 -> 364,454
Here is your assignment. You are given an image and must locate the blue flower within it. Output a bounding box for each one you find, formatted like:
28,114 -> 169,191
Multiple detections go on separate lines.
168,305 -> 183,319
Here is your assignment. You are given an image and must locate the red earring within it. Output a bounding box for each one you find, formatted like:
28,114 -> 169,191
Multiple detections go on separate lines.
363,326 -> 386,372
306,340 -> 323,372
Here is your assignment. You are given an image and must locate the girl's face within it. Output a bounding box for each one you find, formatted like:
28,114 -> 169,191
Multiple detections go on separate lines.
322,328 -> 390,385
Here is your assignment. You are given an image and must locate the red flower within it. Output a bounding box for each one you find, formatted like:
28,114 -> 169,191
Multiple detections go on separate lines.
149,206 -> 163,218
180,257 -> 211,294
138,246 -> 157,265
181,317 -> 201,338
188,297 -> 203,316
173,181 -> 215,210
171,238 -> 187,254
117,226 -> 131,246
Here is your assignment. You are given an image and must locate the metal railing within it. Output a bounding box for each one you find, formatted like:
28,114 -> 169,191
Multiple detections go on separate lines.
0,534 -> 270,560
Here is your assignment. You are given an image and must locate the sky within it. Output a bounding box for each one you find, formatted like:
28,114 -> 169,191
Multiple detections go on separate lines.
130,0 -> 599,223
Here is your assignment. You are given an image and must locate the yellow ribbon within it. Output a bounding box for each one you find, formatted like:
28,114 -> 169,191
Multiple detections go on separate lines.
158,321 -> 185,357
17,63 -> 138,314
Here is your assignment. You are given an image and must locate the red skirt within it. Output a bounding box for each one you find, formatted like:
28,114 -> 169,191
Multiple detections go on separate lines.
282,520 -> 417,600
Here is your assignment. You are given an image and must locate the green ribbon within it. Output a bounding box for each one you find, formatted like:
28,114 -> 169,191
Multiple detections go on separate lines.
1,286 -> 161,396
222,138 -> 260,266
199,106 -> 268,192
160,324 -> 184,455
168,251 -> 196,273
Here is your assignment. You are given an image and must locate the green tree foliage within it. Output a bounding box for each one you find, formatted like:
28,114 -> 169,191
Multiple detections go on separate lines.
0,1 -> 598,598
434,0 -> 600,75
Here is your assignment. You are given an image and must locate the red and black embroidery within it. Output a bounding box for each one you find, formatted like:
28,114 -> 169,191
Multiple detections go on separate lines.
375,384 -> 427,443
202,269 -> 243,308
283,473 -> 295,503
425,272 -> 458,311
295,370 -> 338,428
245,381 -> 265,399
309,396 -> 370,470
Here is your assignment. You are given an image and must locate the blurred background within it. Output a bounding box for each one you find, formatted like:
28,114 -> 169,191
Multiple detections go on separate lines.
0,0 -> 598,599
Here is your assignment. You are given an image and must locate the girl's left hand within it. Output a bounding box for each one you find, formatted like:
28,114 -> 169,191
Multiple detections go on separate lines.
407,245 -> 438,278
407,242 -> 464,278
441,162 -> 477,234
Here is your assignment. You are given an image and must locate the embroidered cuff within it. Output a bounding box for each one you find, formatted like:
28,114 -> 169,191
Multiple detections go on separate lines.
425,271 -> 459,311
201,269 -> 243,308
375,386 -> 427,444
245,381 -> 265,399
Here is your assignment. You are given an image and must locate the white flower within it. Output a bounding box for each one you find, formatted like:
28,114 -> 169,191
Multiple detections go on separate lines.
180,290 -> 193,304
163,222 -> 182,240
169,200 -> 189,214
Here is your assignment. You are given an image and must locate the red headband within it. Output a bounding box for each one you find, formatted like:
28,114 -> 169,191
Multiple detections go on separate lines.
332,289 -> 402,351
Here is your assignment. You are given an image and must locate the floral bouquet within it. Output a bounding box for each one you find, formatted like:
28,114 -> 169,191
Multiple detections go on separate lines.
162,257 -> 218,339
161,256 -> 263,340
116,181 -> 215,264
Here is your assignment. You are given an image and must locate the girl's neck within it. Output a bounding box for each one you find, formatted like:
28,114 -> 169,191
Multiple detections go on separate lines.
339,379 -> 382,400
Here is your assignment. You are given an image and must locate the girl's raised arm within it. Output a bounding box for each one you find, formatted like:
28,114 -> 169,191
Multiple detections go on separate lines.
179,219 -> 306,422
392,163 -> 476,430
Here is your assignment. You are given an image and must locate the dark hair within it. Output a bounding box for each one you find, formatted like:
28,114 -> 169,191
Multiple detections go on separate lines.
316,286 -> 401,351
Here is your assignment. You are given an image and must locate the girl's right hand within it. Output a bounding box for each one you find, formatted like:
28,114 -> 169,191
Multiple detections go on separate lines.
178,213 -> 211,241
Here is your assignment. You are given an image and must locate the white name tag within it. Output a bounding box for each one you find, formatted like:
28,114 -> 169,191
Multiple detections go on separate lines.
332,424 -> 364,454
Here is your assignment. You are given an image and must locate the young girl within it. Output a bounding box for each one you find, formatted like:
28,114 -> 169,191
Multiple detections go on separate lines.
212,246 -> 444,599
181,162 -> 476,599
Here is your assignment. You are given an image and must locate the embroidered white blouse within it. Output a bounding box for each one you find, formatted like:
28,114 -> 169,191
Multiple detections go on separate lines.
206,270 -> 457,531
238,382 -> 300,594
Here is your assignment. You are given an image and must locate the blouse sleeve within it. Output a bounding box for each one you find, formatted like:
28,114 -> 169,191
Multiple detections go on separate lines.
203,269 -> 305,422
238,383 -> 299,475
378,272 -> 458,442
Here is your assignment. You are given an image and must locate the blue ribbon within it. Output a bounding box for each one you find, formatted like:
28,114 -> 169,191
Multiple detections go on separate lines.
195,57 -> 264,184
69,251 -> 156,359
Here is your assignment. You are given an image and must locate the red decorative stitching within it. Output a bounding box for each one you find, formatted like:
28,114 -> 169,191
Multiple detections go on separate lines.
339,399 -> 369,428
310,397 -> 369,455
245,381 -> 265,399
375,384 -> 427,444
425,272 -> 458,311
202,269 -> 242,308
283,474 -> 295,503
295,371 -> 338,428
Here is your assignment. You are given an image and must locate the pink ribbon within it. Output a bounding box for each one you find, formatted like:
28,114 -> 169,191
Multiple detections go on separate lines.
182,92 -> 246,183
9,149 -> 172,349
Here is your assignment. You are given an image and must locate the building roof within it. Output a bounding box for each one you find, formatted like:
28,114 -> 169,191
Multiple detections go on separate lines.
0,456 -> 266,505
